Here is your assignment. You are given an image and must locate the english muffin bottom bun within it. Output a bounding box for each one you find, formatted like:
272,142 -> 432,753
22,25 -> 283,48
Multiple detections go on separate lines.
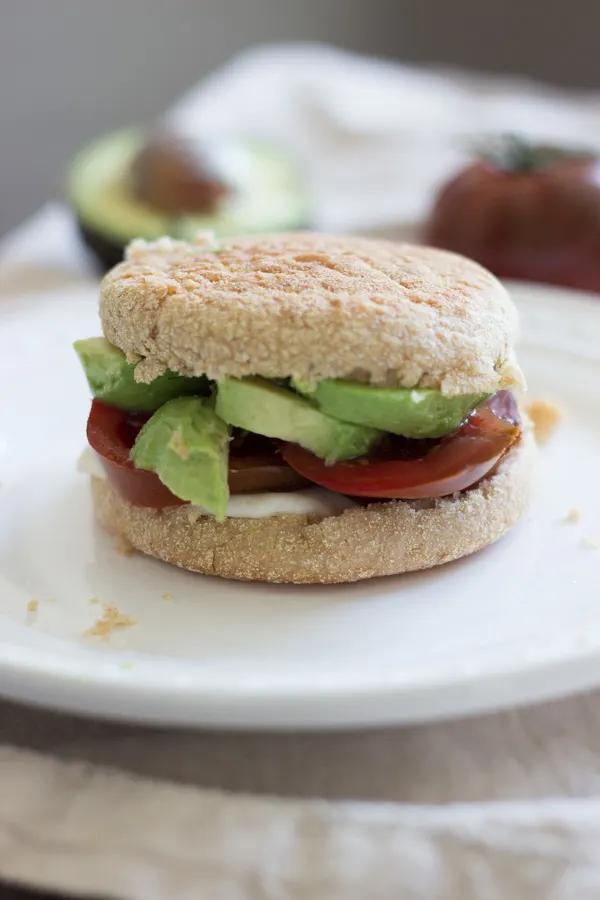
74,232 -> 533,584
90,427 -> 534,584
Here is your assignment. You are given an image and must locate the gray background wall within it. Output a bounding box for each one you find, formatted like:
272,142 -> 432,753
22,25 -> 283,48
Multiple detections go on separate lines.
2,0 -> 599,237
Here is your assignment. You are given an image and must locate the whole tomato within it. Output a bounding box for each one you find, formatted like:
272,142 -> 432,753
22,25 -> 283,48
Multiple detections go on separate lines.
425,135 -> 600,292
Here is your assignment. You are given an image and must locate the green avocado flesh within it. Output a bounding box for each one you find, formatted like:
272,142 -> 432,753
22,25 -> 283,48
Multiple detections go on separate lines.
74,337 -> 209,411
295,379 -> 488,439
131,396 -> 230,520
68,128 -> 311,246
216,378 -> 381,462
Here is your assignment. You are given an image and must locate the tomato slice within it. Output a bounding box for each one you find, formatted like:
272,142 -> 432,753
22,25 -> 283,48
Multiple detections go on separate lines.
86,400 -> 307,508
87,400 -> 185,508
280,391 -> 521,500
228,455 -> 309,493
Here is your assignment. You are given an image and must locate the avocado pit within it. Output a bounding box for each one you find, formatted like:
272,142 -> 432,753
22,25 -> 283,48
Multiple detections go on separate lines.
130,133 -> 230,216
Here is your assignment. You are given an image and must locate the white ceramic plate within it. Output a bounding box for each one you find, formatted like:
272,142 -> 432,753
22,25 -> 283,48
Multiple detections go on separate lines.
0,281 -> 599,730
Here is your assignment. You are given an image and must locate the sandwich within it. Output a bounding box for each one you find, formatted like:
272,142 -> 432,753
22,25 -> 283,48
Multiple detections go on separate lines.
74,232 -> 535,584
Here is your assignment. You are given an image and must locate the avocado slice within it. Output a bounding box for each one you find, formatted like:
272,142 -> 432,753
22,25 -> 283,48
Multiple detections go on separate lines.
68,128 -> 311,271
74,337 -> 209,411
216,377 -> 381,462
297,379 -> 488,439
131,396 -> 230,520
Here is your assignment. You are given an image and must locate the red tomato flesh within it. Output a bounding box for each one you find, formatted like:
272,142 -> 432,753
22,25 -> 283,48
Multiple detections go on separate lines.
86,400 -> 308,508
280,391 -> 521,500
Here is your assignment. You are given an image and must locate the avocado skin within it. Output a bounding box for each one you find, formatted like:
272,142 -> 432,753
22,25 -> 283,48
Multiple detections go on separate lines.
216,377 -> 381,462
77,222 -> 125,273
77,218 -> 316,275
74,337 -> 209,411
302,380 -> 489,439
131,396 -> 230,520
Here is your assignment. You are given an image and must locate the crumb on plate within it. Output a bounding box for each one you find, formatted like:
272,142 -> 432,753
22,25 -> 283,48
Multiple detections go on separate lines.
114,534 -> 135,556
26,600 -> 38,613
84,602 -> 137,640
162,591 -> 173,601
89,596 -> 99,605
565,507 -> 582,524
526,398 -> 563,444
581,536 -> 600,550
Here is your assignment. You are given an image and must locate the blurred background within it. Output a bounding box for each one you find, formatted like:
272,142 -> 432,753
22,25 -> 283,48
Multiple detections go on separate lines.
3,0 -> 600,236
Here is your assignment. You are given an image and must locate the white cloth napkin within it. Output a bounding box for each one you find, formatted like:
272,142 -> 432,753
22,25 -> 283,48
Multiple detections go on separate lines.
4,43 -> 600,900
168,43 -> 600,232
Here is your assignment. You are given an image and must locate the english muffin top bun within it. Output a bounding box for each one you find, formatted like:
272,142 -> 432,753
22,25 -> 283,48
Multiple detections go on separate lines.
100,233 -> 524,394
74,232 -> 533,584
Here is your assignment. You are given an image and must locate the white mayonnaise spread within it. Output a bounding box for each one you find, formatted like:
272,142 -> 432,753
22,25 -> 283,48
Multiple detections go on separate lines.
77,448 -> 357,519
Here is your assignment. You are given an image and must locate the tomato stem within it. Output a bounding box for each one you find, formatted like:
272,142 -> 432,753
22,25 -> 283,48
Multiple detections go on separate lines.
480,133 -> 594,173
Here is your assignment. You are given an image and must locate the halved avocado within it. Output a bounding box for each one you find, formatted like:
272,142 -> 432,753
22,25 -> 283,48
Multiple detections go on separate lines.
68,128 -> 312,272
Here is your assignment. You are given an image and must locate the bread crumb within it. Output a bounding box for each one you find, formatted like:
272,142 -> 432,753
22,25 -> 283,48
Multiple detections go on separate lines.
114,534 -> 135,556
581,536 -> 600,550
84,602 -> 137,640
89,596 -> 99,605
27,600 -> 38,613
565,507 -> 582,524
162,591 -> 173,601
526,398 -> 562,444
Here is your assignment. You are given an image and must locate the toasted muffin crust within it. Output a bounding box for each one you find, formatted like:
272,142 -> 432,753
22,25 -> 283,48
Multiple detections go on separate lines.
100,233 -> 524,394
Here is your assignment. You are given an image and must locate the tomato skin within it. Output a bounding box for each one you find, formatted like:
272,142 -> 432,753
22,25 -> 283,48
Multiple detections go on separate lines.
426,152 -> 600,292
280,392 -> 521,500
